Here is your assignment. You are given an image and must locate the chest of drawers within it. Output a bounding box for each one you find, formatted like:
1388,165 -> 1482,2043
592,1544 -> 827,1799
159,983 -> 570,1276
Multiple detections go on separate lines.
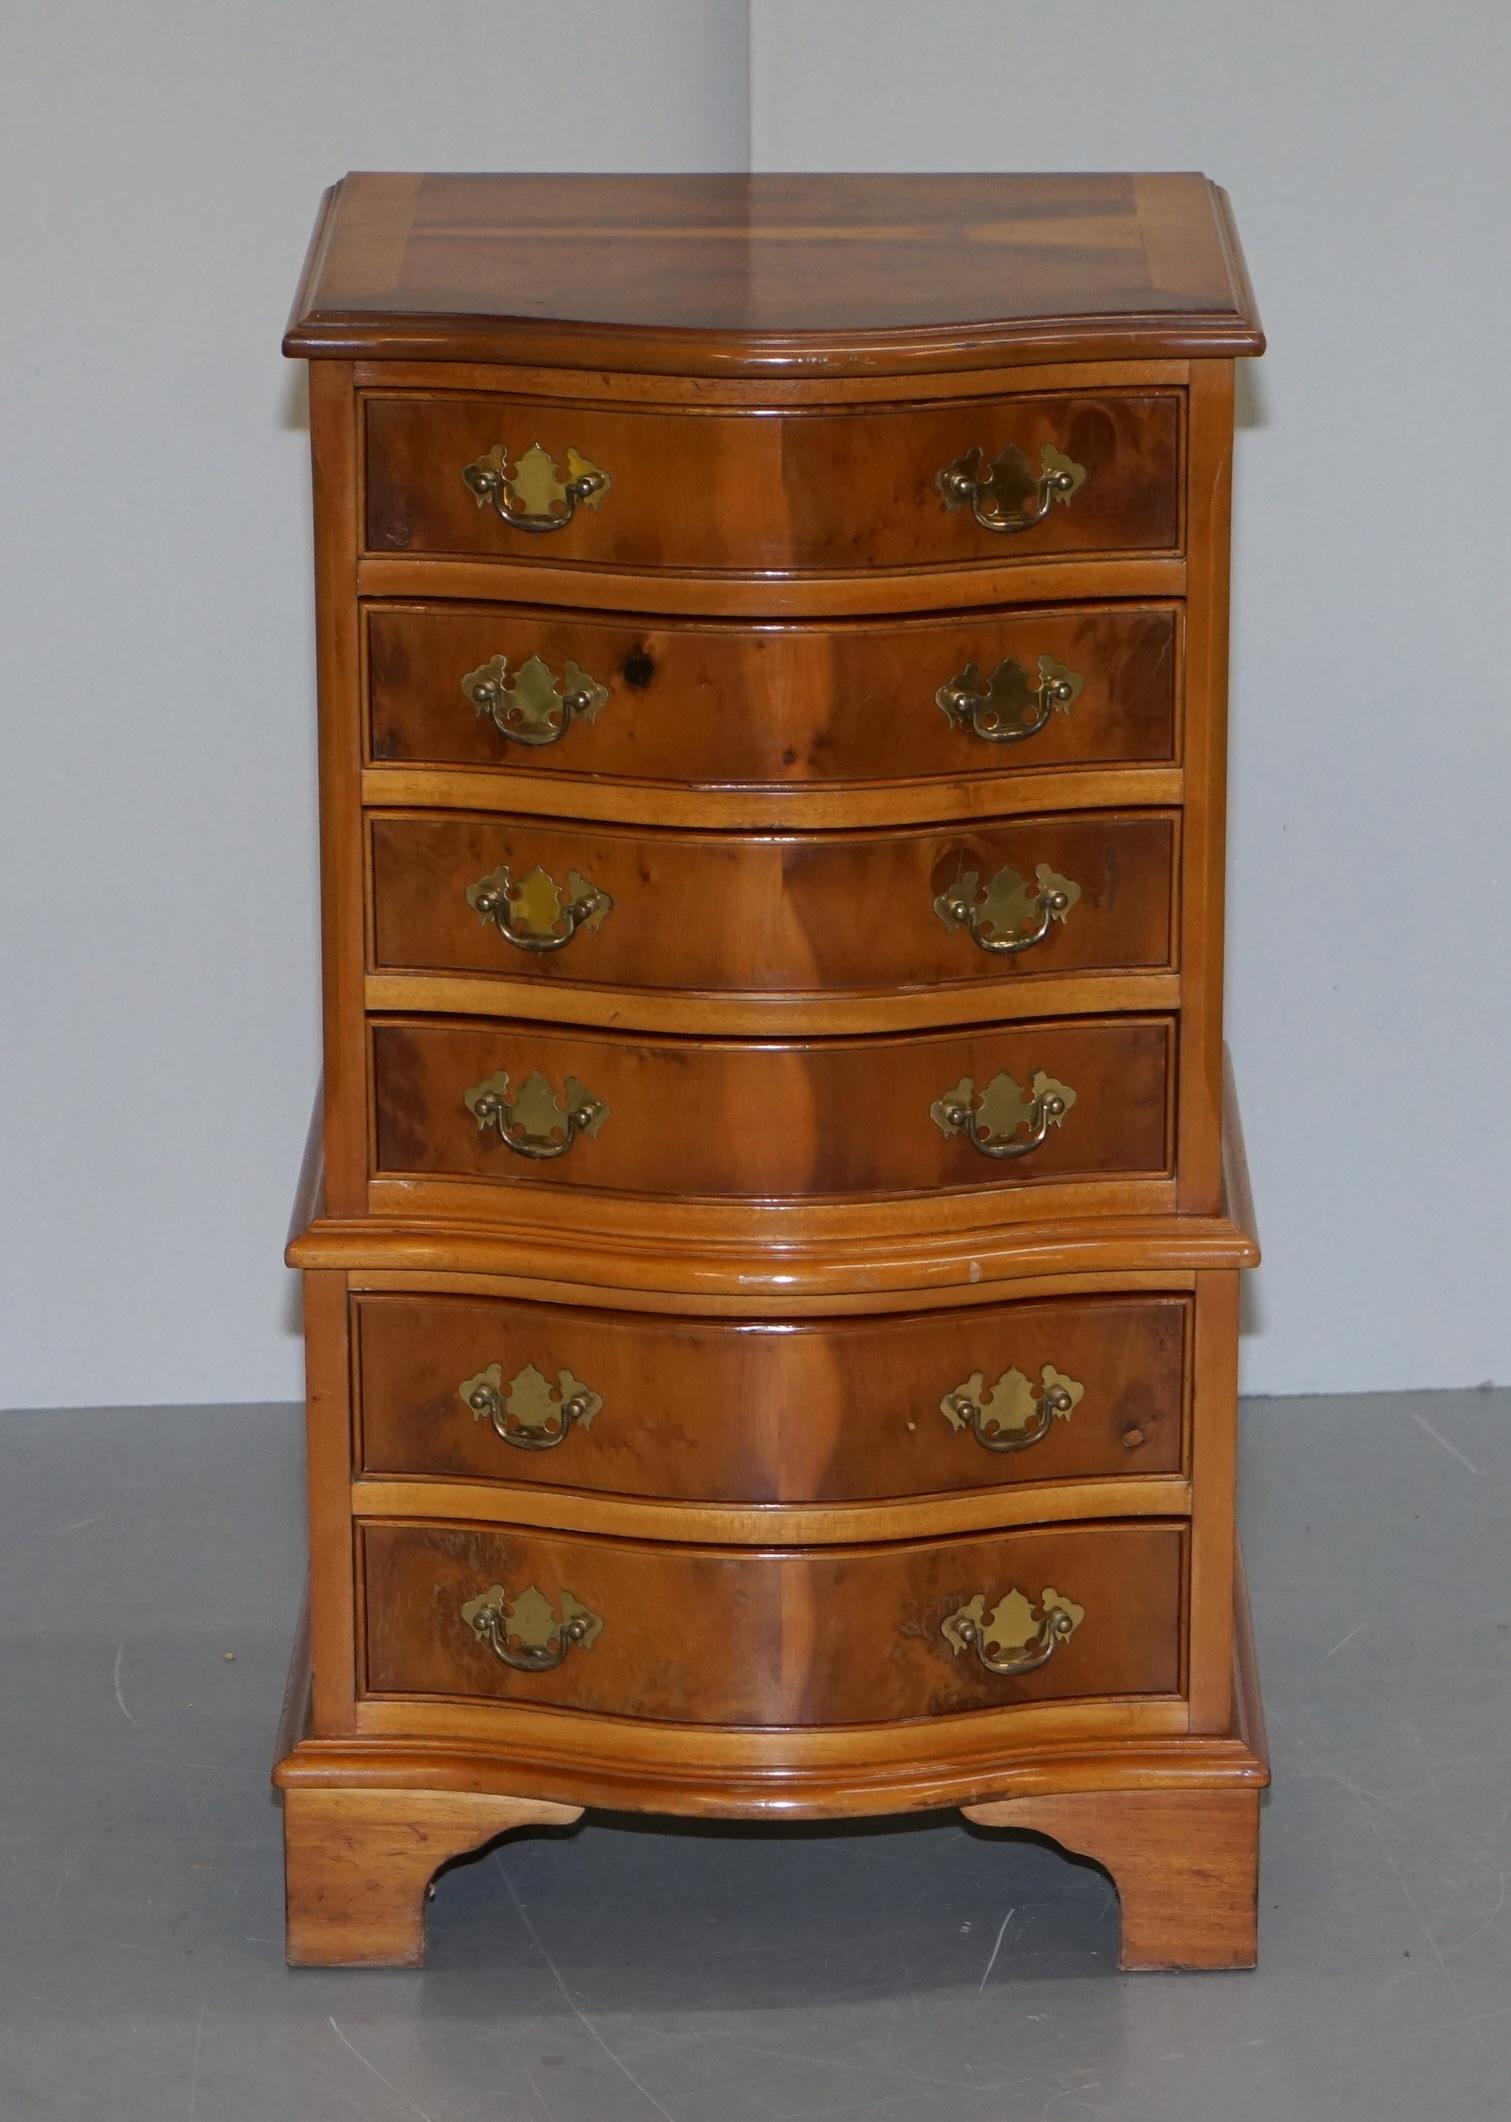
275,172 -> 1267,1973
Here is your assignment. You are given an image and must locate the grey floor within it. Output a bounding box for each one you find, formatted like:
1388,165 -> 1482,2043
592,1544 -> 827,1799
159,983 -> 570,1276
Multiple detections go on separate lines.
4,1391 -> 1511,2122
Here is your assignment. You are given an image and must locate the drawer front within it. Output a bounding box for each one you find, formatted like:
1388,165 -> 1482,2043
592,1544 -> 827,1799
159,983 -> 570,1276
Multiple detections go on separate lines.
364,393 -> 1181,571
362,1520 -> 1184,1724
367,604 -> 1179,784
357,1291 -> 1188,1500
371,1015 -> 1172,1201
369,812 -> 1176,996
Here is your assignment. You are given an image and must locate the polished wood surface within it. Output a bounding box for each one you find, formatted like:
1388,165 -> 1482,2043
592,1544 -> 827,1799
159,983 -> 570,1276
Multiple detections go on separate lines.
964,1786 -> 1260,1970
355,1290 -> 1188,1501
359,355 -> 1195,406
361,1519 -> 1184,1724
283,1785 -> 581,1967
959,1545 -> 1264,1971
358,550 -> 1188,620
279,1547 -> 1265,1819
356,1475 -> 1193,1549
309,362 -> 367,1218
365,390 -> 1181,572
366,601 -> 1180,788
1186,1270 -> 1240,1734
370,1014 -> 1173,1201
1173,360 -> 1236,1213
292,1068 -> 1256,1302
288,173 -> 1262,372
302,1272 -> 358,1732
369,810 -> 1176,998
365,968 -> 1182,1041
281,172 -> 1266,1975
299,1202 -> 1253,1299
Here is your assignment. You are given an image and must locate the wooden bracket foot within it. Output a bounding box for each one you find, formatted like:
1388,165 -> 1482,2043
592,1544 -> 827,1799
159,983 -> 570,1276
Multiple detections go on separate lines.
961,1785 -> 1260,1970
282,1784 -> 583,1968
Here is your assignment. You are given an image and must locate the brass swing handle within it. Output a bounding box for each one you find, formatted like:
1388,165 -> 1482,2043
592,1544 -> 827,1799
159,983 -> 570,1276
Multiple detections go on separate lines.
930,1069 -> 1076,1161
466,864 -> 611,955
461,1583 -> 603,1672
461,1363 -> 601,1452
942,1376 -> 1079,1454
943,1590 -> 1084,1676
936,654 -> 1084,744
461,654 -> 610,749
934,865 -> 1081,958
937,441 -> 1087,534
462,442 -> 611,534
464,1070 -> 610,1162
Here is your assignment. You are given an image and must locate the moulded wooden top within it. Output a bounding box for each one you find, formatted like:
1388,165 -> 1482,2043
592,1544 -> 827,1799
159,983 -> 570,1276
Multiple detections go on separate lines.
285,172 -> 1263,376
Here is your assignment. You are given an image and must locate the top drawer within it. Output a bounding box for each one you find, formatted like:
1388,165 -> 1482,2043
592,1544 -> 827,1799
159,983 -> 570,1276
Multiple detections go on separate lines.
364,392 -> 1182,573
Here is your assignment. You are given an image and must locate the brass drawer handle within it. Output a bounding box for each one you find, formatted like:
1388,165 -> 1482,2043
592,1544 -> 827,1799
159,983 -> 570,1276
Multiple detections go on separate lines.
466,862 -> 612,955
462,441 -> 611,534
936,654 -> 1083,743
941,1364 -> 1084,1453
461,1362 -> 602,1452
461,1582 -> 603,1672
937,442 -> 1086,535
935,863 -> 1081,957
461,653 -> 610,749
942,1586 -> 1085,1676
465,1068 -> 609,1161
930,1068 -> 1075,1160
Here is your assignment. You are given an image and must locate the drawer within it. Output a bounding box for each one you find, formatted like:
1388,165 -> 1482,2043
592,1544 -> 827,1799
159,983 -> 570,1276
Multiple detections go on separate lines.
364,392 -> 1181,572
356,1291 -> 1188,1501
366,603 -> 1179,784
370,1015 -> 1173,1202
361,1520 -> 1185,1724
369,811 -> 1177,998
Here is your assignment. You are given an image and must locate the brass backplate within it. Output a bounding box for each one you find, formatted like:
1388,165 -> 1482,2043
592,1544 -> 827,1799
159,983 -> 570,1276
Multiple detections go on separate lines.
941,1364 -> 1084,1437
942,1586 -> 1086,1659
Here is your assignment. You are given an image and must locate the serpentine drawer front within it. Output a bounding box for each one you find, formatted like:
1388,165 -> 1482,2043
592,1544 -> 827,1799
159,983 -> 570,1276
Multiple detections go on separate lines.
354,1290 -> 1189,1500
281,173 -> 1267,1973
360,1520 -> 1185,1724
365,604 -> 1180,788
363,391 -> 1181,572
369,1015 -> 1172,1201
368,811 -> 1176,997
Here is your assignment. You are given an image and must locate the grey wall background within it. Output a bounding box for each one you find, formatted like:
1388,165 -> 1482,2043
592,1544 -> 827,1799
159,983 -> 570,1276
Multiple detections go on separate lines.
2,1 -> 1507,1408
748,0 -> 1511,1399
0,1 -> 748,1411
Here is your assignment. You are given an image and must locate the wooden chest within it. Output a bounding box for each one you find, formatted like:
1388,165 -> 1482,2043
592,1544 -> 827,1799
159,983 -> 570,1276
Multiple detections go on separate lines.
276,171 -> 1267,1972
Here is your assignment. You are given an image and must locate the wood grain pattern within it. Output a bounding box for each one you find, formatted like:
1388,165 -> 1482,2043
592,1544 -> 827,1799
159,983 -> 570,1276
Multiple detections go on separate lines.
281,171 -> 1267,1971
360,1519 -> 1185,1725
354,355 -> 1192,408
1186,1271 -> 1240,1732
293,1062 -> 1256,1301
357,551 -> 1187,620
309,363 -> 367,1215
369,1015 -> 1173,1203
278,1543 -> 1266,1820
352,1476 -> 1193,1547
963,1787 -> 1259,1970
287,172 -> 1262,372
1174,358 -> 1237,1212
283,1785 -> 582,1967
295,1192 -> 1252,1295
368,810 -> 1177,999
354,1289 -> 1189,1501
364,391 -> 1181,572
301,1271 -> 357,1731
363,968 -> 1182,1041
359,766 -> 1187,838
365,602 -> 1180,786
